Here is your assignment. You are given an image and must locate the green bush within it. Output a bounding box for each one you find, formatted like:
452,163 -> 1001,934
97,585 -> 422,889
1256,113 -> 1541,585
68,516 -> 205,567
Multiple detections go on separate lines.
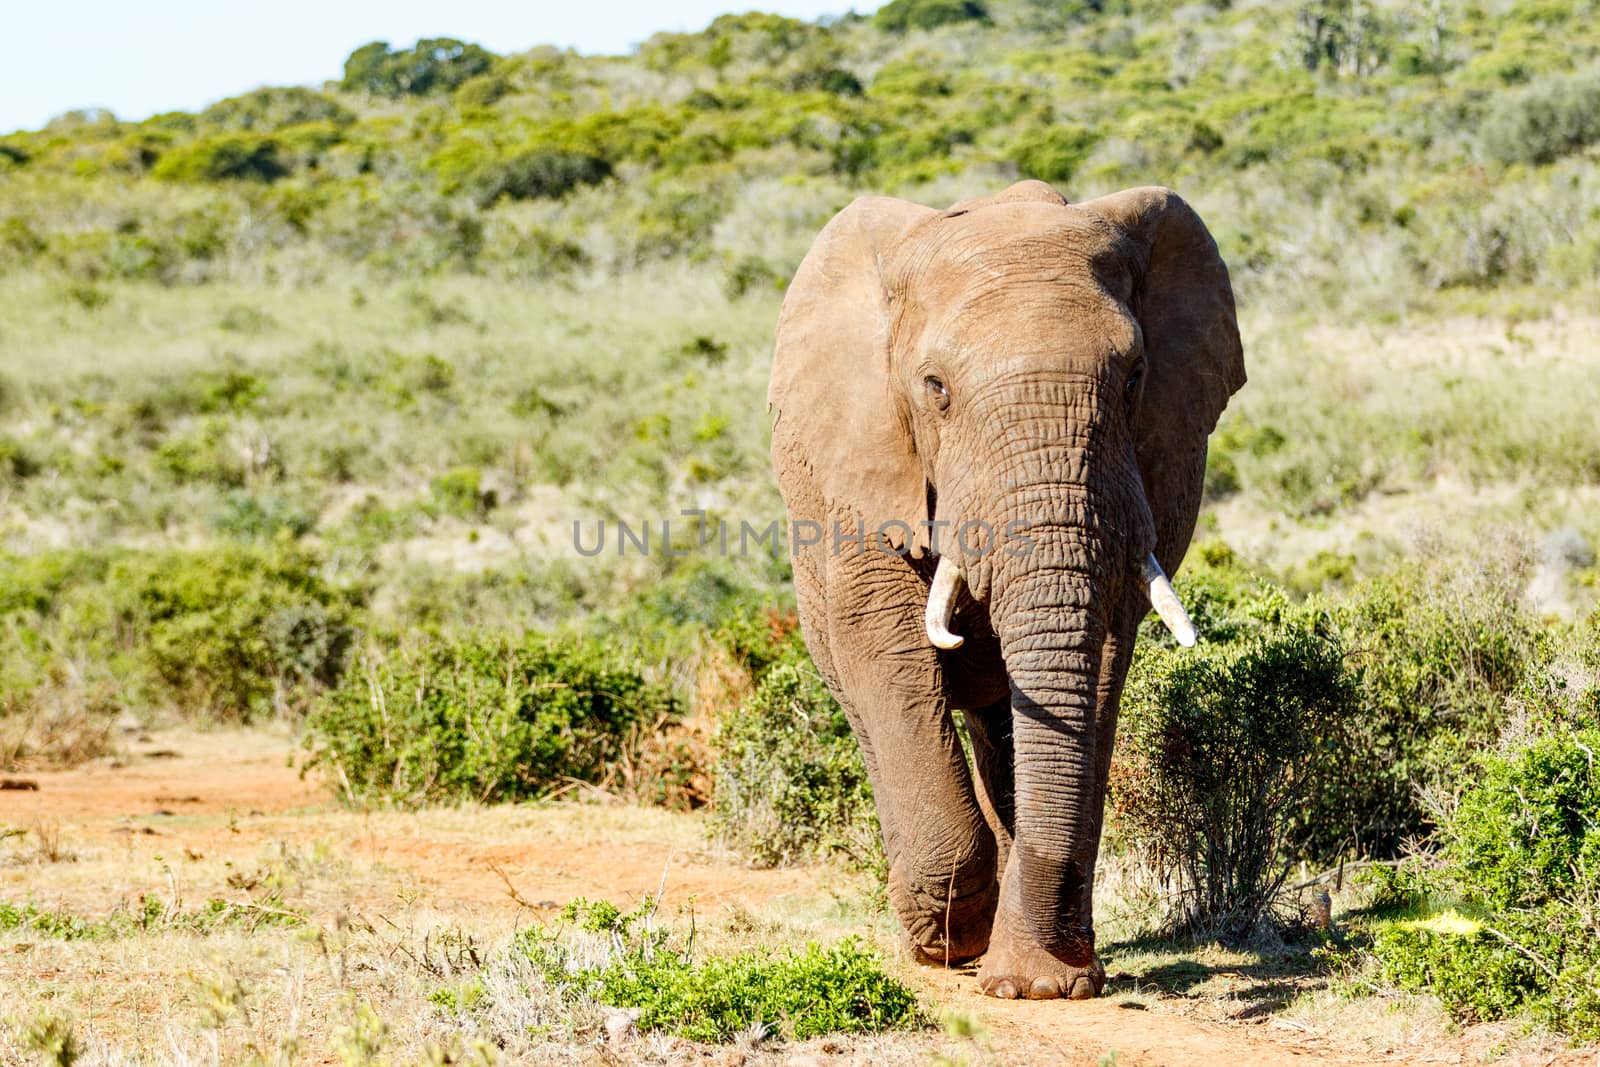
151,133 -> 287,182
710,662 -> 879,870
1114,610 -> 1357,939
430,465 -> 495,518
512,899 -> 921,1042
210,490 -> 316,540
0,436 -> 40,484
874,0 -> 991,33
787,66 -> 864,96
1371,729 -> 1600,1039
1332,548 -> 1540,855
200,87 -> 354,131
711,602 -> 808,683
106,545 -> 354,719
1481,69 -> 1600,165
455,72 -> 511,108
0,545 -> 353,726
1011,125 -> 1099,184
473,149 -> 612,206
304,632 -> 677,806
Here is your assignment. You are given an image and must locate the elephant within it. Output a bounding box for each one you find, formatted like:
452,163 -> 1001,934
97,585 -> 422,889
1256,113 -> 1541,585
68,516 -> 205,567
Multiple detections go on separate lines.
766,180 -> 1244,1000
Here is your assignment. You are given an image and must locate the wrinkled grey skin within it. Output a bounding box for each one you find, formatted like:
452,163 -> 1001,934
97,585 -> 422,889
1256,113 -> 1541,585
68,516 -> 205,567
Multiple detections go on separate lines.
767,181 -> 1244,999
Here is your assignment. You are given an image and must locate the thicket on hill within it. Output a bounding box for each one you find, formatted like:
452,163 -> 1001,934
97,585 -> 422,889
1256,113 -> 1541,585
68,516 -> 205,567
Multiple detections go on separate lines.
1,1 -> 1597,312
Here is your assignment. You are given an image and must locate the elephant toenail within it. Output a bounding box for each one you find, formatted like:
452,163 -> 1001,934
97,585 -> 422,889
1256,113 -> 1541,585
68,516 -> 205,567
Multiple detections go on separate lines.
993,979 -> 1019,999
1069,975 -> 1098,1000
1029,976 -> 1061,999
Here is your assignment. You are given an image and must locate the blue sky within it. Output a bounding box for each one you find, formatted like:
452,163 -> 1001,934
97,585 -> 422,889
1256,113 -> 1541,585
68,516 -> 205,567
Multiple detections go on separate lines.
3,1 -> 879,135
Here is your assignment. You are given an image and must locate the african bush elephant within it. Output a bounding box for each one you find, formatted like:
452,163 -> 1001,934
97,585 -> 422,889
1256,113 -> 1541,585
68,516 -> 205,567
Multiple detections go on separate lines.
767,181 -> 1244,999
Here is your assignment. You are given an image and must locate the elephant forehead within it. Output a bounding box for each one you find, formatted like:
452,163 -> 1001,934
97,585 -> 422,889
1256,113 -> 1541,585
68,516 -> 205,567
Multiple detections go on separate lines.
891,202 -> 1126,290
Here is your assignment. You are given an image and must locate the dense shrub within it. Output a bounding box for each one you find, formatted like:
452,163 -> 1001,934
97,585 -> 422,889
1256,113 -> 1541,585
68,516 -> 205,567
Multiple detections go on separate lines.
200,87 -> 354,132
787,66 -> 865,96
710,661 -> 879,871
1481,69 -> 1600,165
1371,728 -> 1600,1038
874,0 -> 991,33
342,39 -> 495,97
473,149 -> 613,207
304,632 -> 677,806
1114,609 -> 1357,939
105,545 -> 354,719
0,545 -> 353,727
1133,543 -> 1544,866
151,133 -> 287,182
454,73 -> 511,108
1331,544 -> 1540,855
711,603 -> 808,682
1011,126 -> 1099,183
430,465 -> 496,518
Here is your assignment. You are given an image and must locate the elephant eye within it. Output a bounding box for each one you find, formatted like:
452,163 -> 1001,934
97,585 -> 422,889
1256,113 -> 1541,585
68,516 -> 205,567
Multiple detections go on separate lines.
1125,364 -> 1145,400
924,375 -> 951,411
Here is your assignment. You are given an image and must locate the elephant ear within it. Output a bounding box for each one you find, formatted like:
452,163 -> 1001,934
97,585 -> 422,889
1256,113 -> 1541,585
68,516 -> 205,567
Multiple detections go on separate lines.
1084,187 -> 1245,489
770,196 -> 938,556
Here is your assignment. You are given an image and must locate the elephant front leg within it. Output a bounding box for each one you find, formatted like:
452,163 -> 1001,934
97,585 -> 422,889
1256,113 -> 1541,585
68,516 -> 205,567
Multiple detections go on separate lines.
827,550 -> 998,965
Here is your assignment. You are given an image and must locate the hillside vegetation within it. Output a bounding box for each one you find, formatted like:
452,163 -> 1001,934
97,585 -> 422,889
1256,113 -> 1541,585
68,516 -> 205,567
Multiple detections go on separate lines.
2,0 -> 1600,1052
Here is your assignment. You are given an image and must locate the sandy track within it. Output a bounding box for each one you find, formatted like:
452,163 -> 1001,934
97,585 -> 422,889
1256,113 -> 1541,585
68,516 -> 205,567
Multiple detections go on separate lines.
2,730 -> 1589,1066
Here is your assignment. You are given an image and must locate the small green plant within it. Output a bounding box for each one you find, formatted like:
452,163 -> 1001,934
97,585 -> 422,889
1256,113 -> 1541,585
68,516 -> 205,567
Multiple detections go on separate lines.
19,1012 -> 81,1067
304,632 -> 677,806
513,899 -> 922,1042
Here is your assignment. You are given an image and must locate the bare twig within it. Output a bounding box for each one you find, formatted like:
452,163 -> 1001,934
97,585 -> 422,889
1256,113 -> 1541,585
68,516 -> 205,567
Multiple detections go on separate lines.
487,859 -> 537,912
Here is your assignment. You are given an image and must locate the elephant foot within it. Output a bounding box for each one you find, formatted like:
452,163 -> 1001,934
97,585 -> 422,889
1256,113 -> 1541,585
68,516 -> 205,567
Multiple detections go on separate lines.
977,928 -> 1105,1000
893,874 -> 998,966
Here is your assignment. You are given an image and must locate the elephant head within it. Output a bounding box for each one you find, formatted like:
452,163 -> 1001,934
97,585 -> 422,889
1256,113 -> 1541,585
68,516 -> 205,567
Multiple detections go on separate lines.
769,180 -> 1243,985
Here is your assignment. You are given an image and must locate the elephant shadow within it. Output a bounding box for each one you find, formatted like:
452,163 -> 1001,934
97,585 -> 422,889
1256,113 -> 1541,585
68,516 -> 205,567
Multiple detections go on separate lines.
1100,935 -> 1328,1021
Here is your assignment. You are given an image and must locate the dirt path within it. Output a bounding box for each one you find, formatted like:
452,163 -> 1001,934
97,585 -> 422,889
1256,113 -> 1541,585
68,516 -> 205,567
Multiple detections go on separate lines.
1,731 -> 1586,1066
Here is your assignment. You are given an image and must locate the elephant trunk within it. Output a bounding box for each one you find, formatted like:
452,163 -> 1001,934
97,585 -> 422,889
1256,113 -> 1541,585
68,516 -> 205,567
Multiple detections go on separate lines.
990,530 -> 1110,960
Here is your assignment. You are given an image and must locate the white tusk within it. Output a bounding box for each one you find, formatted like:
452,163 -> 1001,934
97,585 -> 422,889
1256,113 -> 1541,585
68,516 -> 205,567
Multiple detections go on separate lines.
1141,553 -> 1198,648
925,554 -> 965,649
